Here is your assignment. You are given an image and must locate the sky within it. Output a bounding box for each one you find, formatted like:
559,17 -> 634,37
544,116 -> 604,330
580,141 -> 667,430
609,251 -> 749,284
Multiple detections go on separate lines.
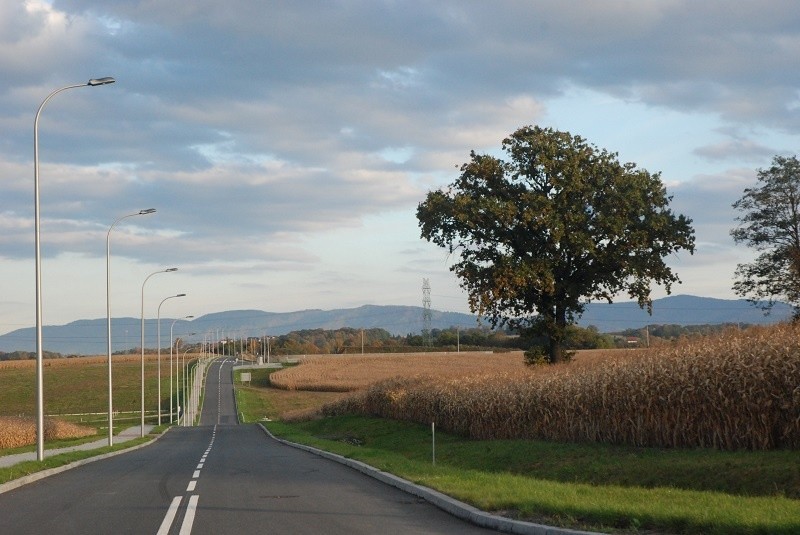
1,1 -> 800,337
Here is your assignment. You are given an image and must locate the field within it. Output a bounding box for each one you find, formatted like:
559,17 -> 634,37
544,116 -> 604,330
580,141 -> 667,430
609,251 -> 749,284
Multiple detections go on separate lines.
269,349 -> 625,391
271,328 -> 800,451
270,350 -> 533,391
2,330 -> 797,533
247,326 -> 800,533
0,354 -> 198,449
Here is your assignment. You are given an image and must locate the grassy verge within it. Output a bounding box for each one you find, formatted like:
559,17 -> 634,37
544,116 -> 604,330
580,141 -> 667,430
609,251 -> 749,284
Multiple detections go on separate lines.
235,368 -> 348,422
266,416 -> 799,535
0,435 -> 155,486
236,381 -> 800,535
0,432 -> 108,456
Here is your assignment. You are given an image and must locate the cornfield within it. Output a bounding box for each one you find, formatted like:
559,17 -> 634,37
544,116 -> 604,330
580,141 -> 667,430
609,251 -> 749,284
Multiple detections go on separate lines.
322,325 -> 800,450
0,354 -> 172,370
270,351 -> 535,391
0,416 -> 96,449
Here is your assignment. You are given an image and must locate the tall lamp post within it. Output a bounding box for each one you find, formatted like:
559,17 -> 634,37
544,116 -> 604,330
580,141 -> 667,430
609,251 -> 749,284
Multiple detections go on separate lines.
180,335 -> 196,426
106,208 -> 155,447
170,316 -> 193,423
182,346 -> 189,426
140,267 -> 177,436
157,293 -> 185,425
33,76 -> 115,461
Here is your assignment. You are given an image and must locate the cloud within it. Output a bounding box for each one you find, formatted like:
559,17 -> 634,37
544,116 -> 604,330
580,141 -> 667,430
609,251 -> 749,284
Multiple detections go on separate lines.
3,1 -> 800,331
668,167 -> 756,227
694,137 -> 776,162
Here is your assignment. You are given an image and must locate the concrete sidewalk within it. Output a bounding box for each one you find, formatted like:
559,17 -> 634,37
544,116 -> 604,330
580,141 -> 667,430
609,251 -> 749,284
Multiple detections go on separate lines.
0,425 -> 155,468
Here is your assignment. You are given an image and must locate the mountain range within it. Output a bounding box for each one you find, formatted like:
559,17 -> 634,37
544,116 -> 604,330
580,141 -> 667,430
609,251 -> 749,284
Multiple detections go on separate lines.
0,295 -> 790,356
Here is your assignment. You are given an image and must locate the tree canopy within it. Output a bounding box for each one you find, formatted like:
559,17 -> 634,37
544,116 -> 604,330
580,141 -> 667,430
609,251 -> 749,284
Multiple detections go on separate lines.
417,126 -> 695,363
731,155 -> 800,317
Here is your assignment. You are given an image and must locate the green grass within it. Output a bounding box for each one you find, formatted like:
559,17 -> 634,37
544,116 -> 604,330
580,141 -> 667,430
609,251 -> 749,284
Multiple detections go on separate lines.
256,407 -> 800,534
0,431 -> 109,456
234,369 -> 274,421
235,368 -> 348,422
0,358 -> 185,431
266,416 -> 800,534
3,357 -> 796,533
235,368 -> 273,388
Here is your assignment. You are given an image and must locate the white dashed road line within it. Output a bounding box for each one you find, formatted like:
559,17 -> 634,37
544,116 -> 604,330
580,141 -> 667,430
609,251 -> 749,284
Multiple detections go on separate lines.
179,495 -> 199,535
156,496 -> 183,535
156,421 -> 217,534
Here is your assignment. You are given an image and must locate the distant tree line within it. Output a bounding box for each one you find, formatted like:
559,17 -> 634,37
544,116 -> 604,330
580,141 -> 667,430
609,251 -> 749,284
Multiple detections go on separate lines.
209,325 -> 618,356
615,323 -> 752,346
0,350 -> 70,361
3,323 -> 752,361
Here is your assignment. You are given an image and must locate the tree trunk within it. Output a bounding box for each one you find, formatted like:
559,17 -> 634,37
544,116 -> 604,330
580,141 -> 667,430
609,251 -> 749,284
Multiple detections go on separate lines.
547,303 -> 568,364
548,338 -> 564,363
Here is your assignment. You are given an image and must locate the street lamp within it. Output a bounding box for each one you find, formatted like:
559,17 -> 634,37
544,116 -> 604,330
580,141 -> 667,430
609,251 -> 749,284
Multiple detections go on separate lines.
180,335 -> 196,426
157,293 -> 185,425
140,267 -> 177,436
33,76 -> 115,461
106,208 -> 155,447
170,316 -> 193,423
182,346 -> 190,426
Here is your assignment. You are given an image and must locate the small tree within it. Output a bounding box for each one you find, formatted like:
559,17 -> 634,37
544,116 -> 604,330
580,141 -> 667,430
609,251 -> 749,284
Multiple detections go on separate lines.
417,126 -> 695,363
731,155 -> 800,317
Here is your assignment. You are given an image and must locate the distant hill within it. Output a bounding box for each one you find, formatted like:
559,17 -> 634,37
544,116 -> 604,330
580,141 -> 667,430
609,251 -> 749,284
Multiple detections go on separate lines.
577,294 -> 792,332
0,296 -> 790,355
0,305 -> 482,356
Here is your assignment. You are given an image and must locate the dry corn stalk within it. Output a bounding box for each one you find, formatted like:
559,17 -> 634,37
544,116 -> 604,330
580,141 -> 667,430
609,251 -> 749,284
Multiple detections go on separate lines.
322,325 -> 800,450
0,416 -> 96,449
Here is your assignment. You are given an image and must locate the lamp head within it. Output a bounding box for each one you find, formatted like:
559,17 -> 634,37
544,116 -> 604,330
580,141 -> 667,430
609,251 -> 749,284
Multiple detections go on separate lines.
139,208 -> 156,215
176,293 -> 186,297
88,77 -> 115,86
186,315 -> 194,319
166,267 -> 178,272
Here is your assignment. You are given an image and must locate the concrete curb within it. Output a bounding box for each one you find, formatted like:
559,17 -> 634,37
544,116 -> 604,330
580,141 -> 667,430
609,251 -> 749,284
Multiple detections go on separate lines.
0,429 -> 167,496
256,423 -> 598,535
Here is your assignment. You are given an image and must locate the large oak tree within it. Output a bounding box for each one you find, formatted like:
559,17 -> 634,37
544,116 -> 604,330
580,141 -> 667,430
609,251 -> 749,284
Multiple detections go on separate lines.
417,126 -> 695,363
731,155 -> 800,318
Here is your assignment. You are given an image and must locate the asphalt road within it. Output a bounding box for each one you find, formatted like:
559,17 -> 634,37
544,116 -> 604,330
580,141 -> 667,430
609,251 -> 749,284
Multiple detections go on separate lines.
0,358 -> 497,534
